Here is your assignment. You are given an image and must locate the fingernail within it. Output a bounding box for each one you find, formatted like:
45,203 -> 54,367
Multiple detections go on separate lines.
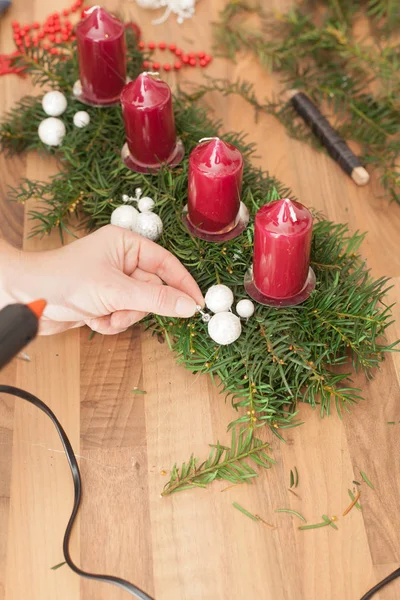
175,296 -> 197,317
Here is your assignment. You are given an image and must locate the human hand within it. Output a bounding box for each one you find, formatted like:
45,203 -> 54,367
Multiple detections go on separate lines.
2,225 -> 204,335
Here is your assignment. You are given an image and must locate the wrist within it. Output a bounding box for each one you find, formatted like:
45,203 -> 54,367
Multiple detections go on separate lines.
0,240 -> 22,308
0,240 -> 31,308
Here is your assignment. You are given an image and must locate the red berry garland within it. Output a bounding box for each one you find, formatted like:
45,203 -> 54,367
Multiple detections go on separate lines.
1,2 -> 213,77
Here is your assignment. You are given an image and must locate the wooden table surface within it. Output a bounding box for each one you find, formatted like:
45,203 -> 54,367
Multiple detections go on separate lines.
1,1 -> 400,599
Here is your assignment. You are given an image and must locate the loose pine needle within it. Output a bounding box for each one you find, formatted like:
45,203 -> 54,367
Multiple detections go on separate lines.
387,421 -> 395,425
221,483 -> 244,492
343,491 -> 361,516
288,488 -> 301,499
275,508 -> 307,522
322,514 -> 339,530
294,466 -> 299,488
298,521 -> 331,530
131,389 -> 147,395
353,480 -> 361,486
51,561 -> 67,571
289,469 -> 294,488
360,471 -> 375,489
255,514 -> 275,528
298,516 -> 337,530
233,502 -> 259,521
348,489 -> 362,510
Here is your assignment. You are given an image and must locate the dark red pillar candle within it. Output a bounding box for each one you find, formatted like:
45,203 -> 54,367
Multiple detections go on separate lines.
120,73 -> 177,167
76,6 -> 126,105
188,138 -> 243,233
253,198 -> 313,299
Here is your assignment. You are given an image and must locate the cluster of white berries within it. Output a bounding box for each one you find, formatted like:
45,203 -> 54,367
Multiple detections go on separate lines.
135,0 -> 196,25
111,188 -> 163,242
199,284 -> 255,345
38,91 -> 90,147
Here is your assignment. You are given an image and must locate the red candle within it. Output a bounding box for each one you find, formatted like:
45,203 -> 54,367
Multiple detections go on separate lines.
121,73 -> 178,169
253,199 -> 313,299
76,7 -> 126,105
188,138 -> 243,233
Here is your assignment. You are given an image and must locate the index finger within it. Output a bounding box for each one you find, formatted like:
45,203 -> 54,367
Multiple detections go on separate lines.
135,235 -> 204,305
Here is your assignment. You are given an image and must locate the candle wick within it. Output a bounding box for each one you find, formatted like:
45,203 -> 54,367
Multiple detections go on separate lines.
142,71 -> 161,79
198,137 -> 220,143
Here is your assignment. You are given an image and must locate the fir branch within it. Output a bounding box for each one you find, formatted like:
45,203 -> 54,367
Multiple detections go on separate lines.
214,1 -> 400,204
161,428 -> 275,495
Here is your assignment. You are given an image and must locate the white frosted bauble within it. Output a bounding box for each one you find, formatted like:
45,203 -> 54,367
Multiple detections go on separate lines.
205,284 -> 234,314
122,194 -> 130,203
138,196 -> 155,213
236,299 -> 255,319
136,0 -> 161,7
208,312 -> 242,346
134,212 -> 163,241
180,0 -> 195,8
38,117 -> 66,146
73,110 -> 90,128
111,205 -> 139,230
42,91 -> 67,117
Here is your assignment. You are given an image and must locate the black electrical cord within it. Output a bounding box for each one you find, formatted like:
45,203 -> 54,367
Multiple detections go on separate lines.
0,385 -> 154,600
360,568 -> 400,599
2,384 -> 399,600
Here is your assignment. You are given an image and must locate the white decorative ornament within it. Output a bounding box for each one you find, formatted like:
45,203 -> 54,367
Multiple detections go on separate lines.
111,205 -> 139,230
73,111 -> 90,128
134,0 -> 196,25
133,212 -> 163,241
208,312 -> 242,346
138,196 -> 155,213
38,117 -> 66,147
205,284 -> 234,314
236,299 -> 255,319
42,90 -> 68,117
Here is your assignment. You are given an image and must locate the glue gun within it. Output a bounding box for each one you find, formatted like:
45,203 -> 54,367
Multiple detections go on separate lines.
0,300 -> 46,369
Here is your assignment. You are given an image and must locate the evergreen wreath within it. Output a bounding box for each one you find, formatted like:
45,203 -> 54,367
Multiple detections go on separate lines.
0,25 -> 397,495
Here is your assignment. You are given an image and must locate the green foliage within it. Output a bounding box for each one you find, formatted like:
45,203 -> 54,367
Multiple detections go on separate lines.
162,428 -> 274,495
214,0 -> 400,203
0,26 -> 397,493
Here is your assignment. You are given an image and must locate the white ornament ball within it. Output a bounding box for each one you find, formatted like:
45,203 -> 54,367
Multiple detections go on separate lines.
138,196 -> 155,213
122,194 -> 130,203
205,284 -> 234,314
73,110 -> 90,128
38,117 -> 66,147
135,0 -> 159,7
133,212 -> 163,241
42,91 -> 67,117
111,205 -> 139,230
236,299 -> 255,319
208,312 -> 242,346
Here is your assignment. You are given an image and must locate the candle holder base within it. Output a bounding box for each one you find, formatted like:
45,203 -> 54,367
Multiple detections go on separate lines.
181,202 -> 250,242
121,139 -> 185,173
72,79 -> 131,107
244,266 -> 316,307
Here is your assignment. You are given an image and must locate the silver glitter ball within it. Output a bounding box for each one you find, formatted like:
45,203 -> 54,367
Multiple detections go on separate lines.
133,212 -> 163,241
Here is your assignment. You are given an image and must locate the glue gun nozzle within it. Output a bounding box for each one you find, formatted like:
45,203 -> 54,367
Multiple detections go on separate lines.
27,299 -> 47,319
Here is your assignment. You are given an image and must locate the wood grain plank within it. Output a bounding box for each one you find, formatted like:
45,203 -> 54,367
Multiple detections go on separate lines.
0,0 -> 400,599
80,327 -> 154,600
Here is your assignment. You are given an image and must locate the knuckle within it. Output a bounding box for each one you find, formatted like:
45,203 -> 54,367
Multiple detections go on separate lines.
154,285 -> 169,311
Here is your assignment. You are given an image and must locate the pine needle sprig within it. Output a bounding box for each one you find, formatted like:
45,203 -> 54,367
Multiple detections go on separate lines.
161,427 -> 275,495
214,1 -> 400,204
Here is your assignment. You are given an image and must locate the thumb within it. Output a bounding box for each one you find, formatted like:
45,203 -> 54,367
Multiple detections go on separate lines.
108,276 -> 198,318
